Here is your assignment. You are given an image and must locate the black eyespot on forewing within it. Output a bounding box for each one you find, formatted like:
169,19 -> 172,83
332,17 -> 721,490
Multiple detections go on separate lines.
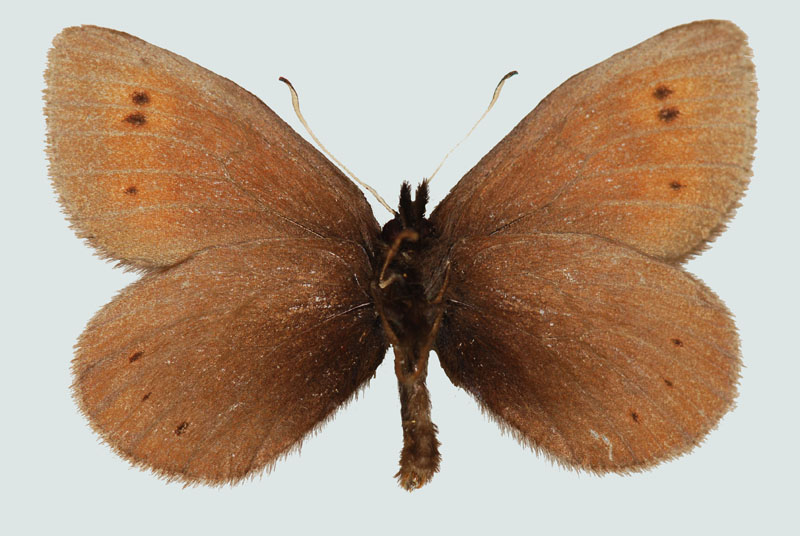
658,107 -> 680,122
131,91 -> 150,105
653,85 -> 673,100
124,112 -> 147,126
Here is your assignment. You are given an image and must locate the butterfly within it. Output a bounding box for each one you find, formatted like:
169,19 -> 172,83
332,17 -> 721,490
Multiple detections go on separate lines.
44,20 -> 756,490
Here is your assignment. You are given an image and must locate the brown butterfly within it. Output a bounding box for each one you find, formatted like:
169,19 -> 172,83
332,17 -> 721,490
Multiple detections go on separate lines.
44,20 -> 756,490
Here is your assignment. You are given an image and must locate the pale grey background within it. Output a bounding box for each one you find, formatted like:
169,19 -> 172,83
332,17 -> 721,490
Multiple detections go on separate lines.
3,0 -> 798,534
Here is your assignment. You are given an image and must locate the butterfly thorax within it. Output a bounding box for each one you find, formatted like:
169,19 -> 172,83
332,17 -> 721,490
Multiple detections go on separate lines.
375,182 -> 439,345
371,181 -> 445,490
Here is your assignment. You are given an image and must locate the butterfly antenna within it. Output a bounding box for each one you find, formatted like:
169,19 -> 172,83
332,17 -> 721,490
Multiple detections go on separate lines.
279,77 -> 397,216
427,70 -> 518,183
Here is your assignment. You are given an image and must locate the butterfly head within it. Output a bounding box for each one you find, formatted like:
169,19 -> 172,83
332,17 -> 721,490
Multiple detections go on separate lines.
379,180 -> 434,244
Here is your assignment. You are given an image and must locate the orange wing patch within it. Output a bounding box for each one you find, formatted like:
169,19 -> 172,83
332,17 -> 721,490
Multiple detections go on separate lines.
432,21 -> 756,263
45,26 -> 379,270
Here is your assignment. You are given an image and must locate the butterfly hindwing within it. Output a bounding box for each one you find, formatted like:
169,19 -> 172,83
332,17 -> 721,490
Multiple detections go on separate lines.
73,238 -> 386,484
434,233 -> 740,471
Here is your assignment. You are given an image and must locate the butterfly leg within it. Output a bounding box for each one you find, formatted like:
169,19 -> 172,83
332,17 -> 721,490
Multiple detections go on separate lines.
378,229 -> 419,288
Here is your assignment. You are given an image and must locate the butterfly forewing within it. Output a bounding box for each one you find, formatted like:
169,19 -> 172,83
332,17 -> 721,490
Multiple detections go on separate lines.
434,233 -> 740,471
74,238 -> 386,484
45,26 -> 380,270
431,20 -> 756,262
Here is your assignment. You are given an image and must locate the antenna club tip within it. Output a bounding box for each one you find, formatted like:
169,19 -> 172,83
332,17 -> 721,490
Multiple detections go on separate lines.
502,70 -> 519,81
278,76 -> 294,87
